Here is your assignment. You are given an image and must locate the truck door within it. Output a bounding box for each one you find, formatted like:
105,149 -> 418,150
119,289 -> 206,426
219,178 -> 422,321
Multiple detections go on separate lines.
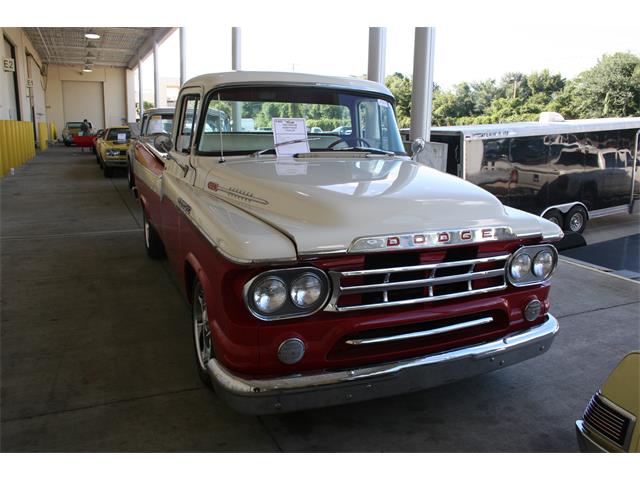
160,88 -> 201,275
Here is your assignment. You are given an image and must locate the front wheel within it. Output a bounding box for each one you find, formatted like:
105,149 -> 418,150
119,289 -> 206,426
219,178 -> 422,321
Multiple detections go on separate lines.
192,279 -> 213,387
565,205 -> 588,234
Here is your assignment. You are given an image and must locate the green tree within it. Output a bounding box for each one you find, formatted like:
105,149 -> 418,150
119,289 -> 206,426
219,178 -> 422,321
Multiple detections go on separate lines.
385,72 -> 412,127
567,52 -> 640,117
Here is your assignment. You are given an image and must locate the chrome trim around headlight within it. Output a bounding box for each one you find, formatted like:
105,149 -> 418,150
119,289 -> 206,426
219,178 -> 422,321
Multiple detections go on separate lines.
244,267 -> 331,321
507,244 -> 558,287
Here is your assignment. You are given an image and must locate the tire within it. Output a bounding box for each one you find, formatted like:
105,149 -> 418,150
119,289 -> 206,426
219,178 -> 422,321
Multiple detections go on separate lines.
143,210 -> 165,259
543,210 -> 564,228
103,165 -> 112,178
127,159 -> 136,189
565,205 -> 588,234
192,278 -> 213,387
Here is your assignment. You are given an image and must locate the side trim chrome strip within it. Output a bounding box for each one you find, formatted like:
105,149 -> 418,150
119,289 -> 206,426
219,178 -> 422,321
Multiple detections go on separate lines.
345,316 -> 494,345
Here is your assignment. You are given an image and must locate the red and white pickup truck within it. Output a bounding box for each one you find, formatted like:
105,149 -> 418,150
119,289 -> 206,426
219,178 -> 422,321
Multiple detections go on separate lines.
131,71 -> 563,414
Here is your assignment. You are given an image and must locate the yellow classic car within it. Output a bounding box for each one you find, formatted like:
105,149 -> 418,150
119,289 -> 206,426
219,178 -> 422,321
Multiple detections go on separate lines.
576,351 -> 639,452
96,126 -> 131,177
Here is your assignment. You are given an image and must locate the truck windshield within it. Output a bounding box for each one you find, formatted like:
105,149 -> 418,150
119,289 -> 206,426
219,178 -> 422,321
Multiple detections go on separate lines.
196,86 -> 406,156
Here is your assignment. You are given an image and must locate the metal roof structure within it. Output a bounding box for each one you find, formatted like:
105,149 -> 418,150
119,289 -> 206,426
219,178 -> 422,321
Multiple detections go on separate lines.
22,27 -> 175,69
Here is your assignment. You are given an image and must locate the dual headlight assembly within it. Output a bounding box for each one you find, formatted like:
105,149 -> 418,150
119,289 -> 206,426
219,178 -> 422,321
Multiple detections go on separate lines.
244,246 -> 558,320
244,267 -> 330,321
507,244 -> 558,286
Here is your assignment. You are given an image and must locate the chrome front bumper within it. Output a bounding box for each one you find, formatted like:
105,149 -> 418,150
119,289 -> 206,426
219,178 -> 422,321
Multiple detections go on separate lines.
207,314 -> 559,415
104,158 -> 127,167
575,420 -> 608,452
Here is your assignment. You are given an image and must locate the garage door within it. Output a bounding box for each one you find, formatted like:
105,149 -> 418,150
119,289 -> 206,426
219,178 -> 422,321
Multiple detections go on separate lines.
62,80 -> 104,130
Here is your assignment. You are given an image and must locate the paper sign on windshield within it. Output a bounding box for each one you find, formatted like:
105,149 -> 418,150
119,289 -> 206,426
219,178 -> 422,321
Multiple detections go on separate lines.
272,118 -> 309,156
117,133 -> 127,143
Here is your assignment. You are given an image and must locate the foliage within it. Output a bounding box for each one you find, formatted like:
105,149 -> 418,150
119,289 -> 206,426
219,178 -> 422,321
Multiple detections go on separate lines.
383,52 -> 640,127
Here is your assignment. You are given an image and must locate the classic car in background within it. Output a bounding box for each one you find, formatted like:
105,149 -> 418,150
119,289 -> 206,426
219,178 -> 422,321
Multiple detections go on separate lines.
62,121 -> 83,146
576,351 -> 639,452
127,108 -> 174,189
132,71 -> 563,415
95,126 -> 131,178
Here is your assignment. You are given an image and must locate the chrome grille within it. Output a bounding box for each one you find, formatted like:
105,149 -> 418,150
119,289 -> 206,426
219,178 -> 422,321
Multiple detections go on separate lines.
325,254 -> 509,312
583,392 -> 634,450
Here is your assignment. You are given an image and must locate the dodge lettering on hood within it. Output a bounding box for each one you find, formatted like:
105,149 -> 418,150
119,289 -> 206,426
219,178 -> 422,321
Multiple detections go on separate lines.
131,71 -> 563,414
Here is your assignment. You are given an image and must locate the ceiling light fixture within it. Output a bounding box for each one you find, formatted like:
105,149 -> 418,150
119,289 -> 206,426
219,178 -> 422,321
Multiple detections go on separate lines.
83,65 -> 93,73
85,31 -> 100,40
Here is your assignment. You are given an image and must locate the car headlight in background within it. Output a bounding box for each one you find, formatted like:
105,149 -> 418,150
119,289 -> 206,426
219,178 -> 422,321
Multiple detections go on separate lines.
245,268 -> 330,320
507,245 -> 558,286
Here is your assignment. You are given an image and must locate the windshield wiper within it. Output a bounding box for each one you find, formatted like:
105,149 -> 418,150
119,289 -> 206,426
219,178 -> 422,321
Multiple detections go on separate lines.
332,146 -> 396,156
249,137 -> 322,157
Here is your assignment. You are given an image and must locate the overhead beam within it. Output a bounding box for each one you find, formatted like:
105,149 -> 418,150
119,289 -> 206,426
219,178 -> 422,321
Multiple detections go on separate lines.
127,27 -> 176,69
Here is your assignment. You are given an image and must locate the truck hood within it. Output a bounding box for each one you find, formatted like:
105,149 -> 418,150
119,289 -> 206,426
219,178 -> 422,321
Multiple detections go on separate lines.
203,156 -> 562,256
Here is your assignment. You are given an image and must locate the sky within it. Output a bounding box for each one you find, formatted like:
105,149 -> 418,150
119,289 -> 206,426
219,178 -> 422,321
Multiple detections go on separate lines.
127,0 -> 640,100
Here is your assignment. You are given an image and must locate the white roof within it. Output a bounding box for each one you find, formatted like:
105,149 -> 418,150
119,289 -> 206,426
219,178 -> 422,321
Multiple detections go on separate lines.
431,117 -> 640,138
182,71 -> 393,97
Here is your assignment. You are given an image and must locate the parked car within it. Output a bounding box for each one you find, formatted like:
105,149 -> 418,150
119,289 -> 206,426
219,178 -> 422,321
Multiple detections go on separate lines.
576,352 -> 639,452
92,129 -> 105,154
132,71 -> 563,415
127,108 -> 174,189
62,121 -> 83,146
95,126 -> 131,178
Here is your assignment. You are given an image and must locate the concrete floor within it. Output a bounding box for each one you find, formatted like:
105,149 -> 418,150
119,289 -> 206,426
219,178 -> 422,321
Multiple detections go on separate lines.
1,146 -> 639,452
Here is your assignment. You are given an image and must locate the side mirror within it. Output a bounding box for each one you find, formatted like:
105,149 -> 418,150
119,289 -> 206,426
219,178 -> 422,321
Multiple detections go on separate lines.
411,137 -> 426,157
154,133 -> 173,153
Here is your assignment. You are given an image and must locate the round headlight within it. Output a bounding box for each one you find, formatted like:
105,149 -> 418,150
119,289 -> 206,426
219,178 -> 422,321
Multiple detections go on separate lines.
533,251 -> 554,278
510,253 -> 532,280
290,273 -> 323,308
252,277 -> 287,314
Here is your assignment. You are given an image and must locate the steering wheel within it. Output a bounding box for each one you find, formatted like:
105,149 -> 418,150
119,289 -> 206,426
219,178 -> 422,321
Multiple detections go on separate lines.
327,136 -> 372,149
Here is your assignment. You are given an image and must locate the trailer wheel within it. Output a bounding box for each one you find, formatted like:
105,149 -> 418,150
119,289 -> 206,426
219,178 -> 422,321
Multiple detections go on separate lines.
565,205 -> 588,234
192,278 -> 213,387
543,210 -> 563,228
143,210 -> 166,259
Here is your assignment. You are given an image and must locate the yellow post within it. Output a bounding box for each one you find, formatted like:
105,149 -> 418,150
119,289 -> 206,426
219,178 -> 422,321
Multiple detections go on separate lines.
38,122 -> 48,151
19,121 -> 26,165
50,122 -> 57,142
10,121 -> 18,169
29,122 -> 35,158
0,121 -> 5,177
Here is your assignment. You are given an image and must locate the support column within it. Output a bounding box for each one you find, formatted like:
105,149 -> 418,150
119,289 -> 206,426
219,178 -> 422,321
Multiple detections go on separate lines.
138,57 -> 144,119
179,27 -> 186,86
153,41 -> 160,108
367,27 -> 387,85
232,27 -> 241,71
125,68 -> 137,123
410,27 -> 436,141
231,27 -> 242,131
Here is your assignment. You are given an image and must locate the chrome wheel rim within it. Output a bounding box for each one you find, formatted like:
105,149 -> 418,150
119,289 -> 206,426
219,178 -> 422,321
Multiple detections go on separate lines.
144,218 -> 150,248
193,287 -> 212,371
570,212 -> 584,231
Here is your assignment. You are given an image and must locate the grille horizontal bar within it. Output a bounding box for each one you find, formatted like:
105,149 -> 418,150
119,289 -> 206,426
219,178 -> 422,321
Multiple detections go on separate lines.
583,393 -> 634,450
345,316 -> 494,345
325,254 -> 510,312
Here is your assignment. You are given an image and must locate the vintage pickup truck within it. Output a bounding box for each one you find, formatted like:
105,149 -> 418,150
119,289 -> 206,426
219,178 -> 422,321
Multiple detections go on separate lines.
132,71 -> 563,414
